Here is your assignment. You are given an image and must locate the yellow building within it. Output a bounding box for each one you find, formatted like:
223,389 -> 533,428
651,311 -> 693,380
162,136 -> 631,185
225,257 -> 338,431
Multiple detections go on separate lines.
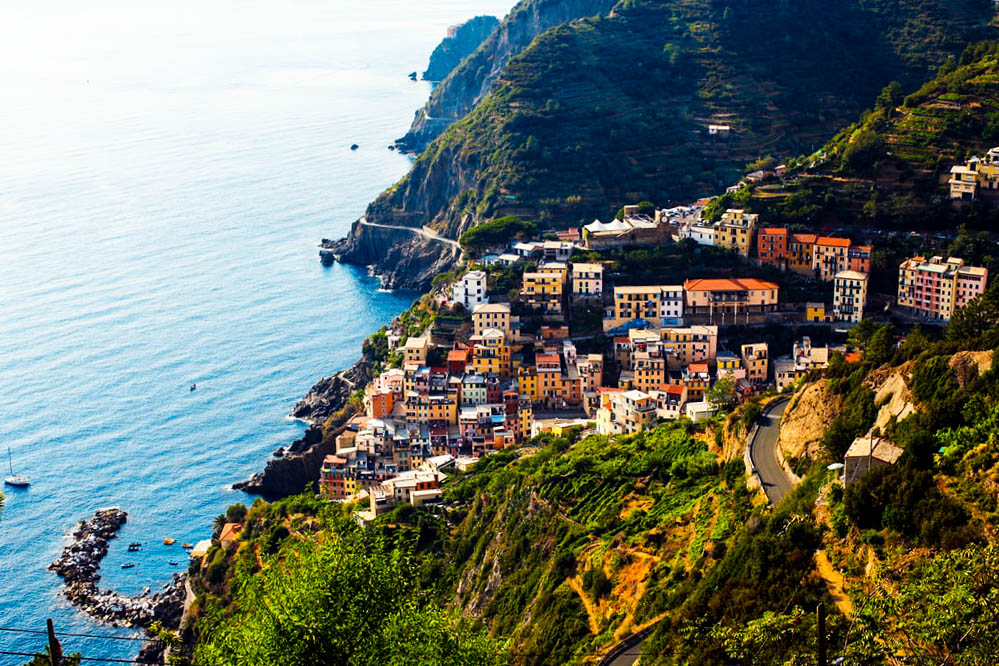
663,325 -> 718,364
402,335 -> 429,367
715,209 -> 758,257
471,329 -> 511,378
788,234 -> 817,275
522,269 -> 565,314
806,303 -> 826,322
612,285 -> 663,327
472,303 -> 515,337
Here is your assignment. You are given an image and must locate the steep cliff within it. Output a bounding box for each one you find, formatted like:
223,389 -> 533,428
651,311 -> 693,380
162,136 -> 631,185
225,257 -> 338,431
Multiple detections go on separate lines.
323,219 -> 462,290
423,15 -> 500,82
397,0 -> 618,152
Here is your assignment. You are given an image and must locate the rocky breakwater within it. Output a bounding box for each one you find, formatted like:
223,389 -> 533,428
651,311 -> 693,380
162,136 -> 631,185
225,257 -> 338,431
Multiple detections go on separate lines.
48,508 -> 185,631
234,357 -> 373,498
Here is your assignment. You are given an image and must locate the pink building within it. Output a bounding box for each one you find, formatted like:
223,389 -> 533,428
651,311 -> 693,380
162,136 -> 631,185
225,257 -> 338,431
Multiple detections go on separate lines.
898,255 -> 988,321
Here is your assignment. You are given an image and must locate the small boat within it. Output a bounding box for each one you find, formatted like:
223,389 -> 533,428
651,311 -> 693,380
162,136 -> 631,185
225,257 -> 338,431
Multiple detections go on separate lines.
127,544 -> 140,552
163,538 -> 176,546
190,383 -> 197,391
181,543 -> 194,550
121,563 -> 135,569
168,560 -> 179,566
4,447 -> 29,488
350,143 -> 359,151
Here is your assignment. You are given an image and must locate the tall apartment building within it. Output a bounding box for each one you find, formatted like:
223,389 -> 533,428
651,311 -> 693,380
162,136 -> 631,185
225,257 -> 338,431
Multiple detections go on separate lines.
741,343 -> 769,385
788,233 -> 817,275
522,266 -> 566,315
472,303 -> 515,337
571,262 -> 604,304
897,255 -> 988,321
451,270 -> 488,309
833,270 -> 869,323
756,227 -> 788,269
715,209 -> 758,257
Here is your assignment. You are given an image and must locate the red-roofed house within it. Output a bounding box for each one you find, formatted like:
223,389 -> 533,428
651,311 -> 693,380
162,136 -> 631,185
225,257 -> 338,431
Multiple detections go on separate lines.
447,348 -> 471,375
683,279 -> 779,316
813,237 -> 851,281
653,383 -> 688,420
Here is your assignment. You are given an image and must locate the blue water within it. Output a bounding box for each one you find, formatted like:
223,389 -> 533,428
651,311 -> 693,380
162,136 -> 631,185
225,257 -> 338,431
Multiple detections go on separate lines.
0,1 -> 512,662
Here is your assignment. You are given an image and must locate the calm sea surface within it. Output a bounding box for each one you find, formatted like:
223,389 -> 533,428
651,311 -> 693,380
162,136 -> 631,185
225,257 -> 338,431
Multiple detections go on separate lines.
0,1 -> 511,661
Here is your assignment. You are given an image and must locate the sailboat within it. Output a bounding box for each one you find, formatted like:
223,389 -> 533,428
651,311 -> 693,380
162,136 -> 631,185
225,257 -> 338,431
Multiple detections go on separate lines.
4,447 -> 30,487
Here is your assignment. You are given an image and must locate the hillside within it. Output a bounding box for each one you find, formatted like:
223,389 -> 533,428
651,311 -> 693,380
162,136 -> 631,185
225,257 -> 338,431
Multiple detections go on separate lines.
369,0 -> 993,244
422,15 -> 500,82
727,41 -> 999,232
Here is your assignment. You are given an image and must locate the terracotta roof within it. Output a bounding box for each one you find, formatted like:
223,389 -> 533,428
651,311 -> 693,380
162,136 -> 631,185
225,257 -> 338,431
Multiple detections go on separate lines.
851,245 -> 872,252
219,523 -> 243,544
447,349 -> 470,362
684,278 -> 779,292
759,227 -> 788,235
790,233 -> 817,243
661,384 -> 686,395
816,236 -> 851,248
688,363 -> 710,373
536,353 -> 560,364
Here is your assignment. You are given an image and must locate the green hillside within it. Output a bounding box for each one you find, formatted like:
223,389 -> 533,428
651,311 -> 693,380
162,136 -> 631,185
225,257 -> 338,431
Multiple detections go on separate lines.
727,41 -> 999,232
368,0 -> 993,238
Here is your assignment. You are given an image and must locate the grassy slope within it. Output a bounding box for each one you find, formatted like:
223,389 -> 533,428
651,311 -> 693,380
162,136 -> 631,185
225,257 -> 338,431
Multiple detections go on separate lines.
369,0 -> 993,236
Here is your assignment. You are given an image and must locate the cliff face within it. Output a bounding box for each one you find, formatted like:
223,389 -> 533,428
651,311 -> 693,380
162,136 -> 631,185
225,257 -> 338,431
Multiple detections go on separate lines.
423,15 -> 500,82
397,0 -> 618,152
324,219 -> 463,290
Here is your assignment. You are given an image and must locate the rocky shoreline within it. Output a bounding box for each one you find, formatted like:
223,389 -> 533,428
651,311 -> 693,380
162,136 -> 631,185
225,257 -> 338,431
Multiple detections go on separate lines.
233,356 -> 373,498
49,508 -> 185,659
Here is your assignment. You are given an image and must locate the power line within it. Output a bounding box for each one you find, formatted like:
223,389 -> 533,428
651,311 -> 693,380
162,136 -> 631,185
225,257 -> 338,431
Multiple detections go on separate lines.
0,649 -> 160,664
0,626 -> 161,643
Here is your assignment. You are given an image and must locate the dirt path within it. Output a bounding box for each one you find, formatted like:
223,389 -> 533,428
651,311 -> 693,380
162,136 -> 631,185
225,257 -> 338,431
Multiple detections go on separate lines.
567,575 -> 602,634
814,549 -> 854,617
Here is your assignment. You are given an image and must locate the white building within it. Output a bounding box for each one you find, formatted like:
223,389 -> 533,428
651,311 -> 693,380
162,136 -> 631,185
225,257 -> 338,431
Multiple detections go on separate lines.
832,270 -> 868,323
452,270 -> 488,309
658,285 -> 684,326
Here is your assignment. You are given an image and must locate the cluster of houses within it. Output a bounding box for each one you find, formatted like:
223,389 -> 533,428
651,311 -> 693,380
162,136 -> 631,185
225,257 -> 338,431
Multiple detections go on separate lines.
949,147 -> 999,202
897,255 -> 988,321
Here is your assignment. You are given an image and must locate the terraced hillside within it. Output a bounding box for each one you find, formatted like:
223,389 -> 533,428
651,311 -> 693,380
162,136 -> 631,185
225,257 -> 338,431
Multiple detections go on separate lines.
368,0 -> 994,240
730,41 -> 999,232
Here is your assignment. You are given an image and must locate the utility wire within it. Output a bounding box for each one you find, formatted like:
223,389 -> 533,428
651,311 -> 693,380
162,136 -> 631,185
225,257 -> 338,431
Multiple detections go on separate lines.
0,649 -> 160,664
0,626 -> 161,643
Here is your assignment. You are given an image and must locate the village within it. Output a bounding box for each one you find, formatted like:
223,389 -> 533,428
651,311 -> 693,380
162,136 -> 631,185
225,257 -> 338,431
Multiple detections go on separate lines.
320,189 -> 989,518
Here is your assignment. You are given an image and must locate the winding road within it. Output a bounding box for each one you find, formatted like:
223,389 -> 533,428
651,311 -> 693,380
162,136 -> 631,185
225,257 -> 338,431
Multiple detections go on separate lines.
748,397 -> 793,505
358,217 -> 461,248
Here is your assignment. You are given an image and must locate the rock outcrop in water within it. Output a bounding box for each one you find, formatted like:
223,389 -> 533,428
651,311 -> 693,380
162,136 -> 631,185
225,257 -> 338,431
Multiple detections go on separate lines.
422,16 -> 499,82
48,508 -> 185,637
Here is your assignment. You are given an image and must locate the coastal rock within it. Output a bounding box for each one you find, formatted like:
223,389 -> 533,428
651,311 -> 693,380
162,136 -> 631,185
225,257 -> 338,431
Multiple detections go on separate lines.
422,15 -> 499,82
323,219 -> 462,291
234,358 -> 373,498
48,508 -> 186,652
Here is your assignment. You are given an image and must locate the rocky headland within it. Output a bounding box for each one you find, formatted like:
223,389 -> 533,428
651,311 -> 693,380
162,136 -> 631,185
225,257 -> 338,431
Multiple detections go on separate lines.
321,221 -> 462,291
422,15 -> 499,82
397,0 -> 617,153
49,508 -> 185,660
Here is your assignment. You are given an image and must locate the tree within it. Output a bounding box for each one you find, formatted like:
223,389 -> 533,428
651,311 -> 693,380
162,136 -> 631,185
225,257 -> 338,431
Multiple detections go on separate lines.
706,377 -> 737,411
194,522 -> 504,666
865,324 -> 895,366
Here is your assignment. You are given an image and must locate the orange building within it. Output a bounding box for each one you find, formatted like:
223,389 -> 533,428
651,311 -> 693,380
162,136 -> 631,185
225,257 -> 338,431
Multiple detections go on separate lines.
756,227 -> 788,269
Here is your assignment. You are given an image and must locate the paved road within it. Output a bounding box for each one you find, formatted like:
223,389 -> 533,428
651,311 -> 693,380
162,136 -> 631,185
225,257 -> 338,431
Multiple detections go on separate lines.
749,397 -> 793,506
359,217 -> 461,248
600,628 -> 650,666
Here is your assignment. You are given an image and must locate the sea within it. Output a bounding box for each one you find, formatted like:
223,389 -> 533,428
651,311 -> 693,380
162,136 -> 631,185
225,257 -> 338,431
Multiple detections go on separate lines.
0,1 -> 512,662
